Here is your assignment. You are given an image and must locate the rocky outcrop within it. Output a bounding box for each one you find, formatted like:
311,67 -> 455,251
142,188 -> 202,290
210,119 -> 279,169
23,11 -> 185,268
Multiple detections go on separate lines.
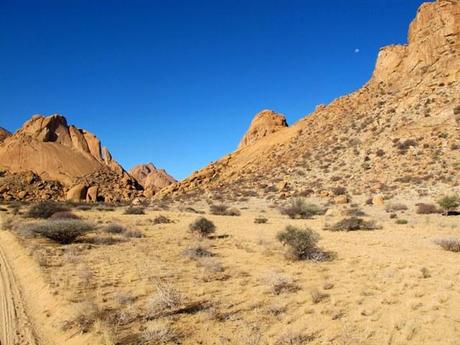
0,114 -> 142,202
159,0 -> 460,200
129,163 -> 176,197
238,110 -> 288,149
0,128 -> 11,143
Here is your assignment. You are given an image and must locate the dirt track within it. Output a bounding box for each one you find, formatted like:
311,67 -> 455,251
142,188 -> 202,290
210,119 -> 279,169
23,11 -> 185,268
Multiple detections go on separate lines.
0,240 -> 37,345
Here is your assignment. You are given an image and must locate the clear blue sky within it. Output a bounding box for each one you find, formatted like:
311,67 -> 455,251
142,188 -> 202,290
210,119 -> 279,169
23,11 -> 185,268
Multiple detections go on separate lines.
0,0 -> 426,180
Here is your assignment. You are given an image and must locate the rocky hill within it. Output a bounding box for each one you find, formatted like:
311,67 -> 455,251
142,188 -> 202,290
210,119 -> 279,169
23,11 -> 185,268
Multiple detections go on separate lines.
0,127 -> 11,143
129,163 -> 176,197
159,0 -> 460,202
0,115 -> 142,202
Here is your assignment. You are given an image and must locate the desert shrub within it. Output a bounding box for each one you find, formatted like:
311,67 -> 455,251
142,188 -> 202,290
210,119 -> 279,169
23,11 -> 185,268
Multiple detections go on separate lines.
254,217 -> 268,224
50,211 -> 81,220
104,223 -> 127,234
437,195 -> 460,215
264,272 -> 299,295
141,321 -> 181,345
153,215 -> 172,224
29,219 -> 92,244
281,198 -> 323,219
310,288 -> 329,304
147,280 -> 183,315
331,186 -> 347,196
182,245 -> 214,259
434,238 -> 460,252
276,225 -> 322,260
385,203 -> 408,212
210,204 -> 240,216
26,201 -> 68,219
395,219 -> 408,224
274,331 -> 315,345
325,217 -> 380,231
416,203 -> 439,214
124,229 -> 143,238
189,217 -> 216,237
75,204 -> 92,211
124,206 -> 145,215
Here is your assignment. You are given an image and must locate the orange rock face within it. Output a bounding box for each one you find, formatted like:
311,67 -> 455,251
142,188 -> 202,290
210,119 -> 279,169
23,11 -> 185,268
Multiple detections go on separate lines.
129,163 -> 176,196
238,110 -> 288,149
0,127 -> 11,143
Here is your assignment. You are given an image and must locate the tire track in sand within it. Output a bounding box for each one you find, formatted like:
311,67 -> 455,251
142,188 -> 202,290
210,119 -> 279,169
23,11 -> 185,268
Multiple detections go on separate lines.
0,242 -> 37,345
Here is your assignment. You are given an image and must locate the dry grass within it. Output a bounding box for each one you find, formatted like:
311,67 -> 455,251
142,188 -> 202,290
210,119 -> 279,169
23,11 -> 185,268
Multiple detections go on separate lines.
434,238 -> 460,252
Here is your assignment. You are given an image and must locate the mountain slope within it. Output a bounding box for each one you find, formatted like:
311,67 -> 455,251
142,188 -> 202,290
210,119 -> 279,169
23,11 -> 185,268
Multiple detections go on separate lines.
129,163 -> 176,197
159,0 -> 460,200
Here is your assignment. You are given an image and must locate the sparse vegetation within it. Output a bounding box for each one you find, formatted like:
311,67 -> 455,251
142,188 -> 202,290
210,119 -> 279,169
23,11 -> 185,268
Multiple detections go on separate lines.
49,211 -> 81,220
182,245 -> 214,259
276,225 -> 325,260
124,206 -> 145,215
385,203 -> 408,212
210,204 -> 241,216
325,217 -> 380,231
254,216 -> 268,224
153,215 -> 172,224
280,198 -> 324,219
26,201 -> 68,219
264,272 -> 299,295
437,195 -> 460,215
104,223 -> 127,234
395,219 -> 408,224
29,219 -> 92,244
416,203 -> 439,214
189,217 -> 216,238
434,238 -> 460,252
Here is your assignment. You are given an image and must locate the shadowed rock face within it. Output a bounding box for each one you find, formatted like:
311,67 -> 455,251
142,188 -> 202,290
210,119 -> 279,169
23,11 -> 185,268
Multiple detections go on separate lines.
0,128 -> 11,143
159,0 -> 460,199
238,110 -> 288,149
0,114 -> 141,202
129,163 -> 176,196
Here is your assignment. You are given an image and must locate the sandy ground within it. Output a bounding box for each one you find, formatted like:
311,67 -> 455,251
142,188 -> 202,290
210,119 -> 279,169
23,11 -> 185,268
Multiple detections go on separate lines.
1,200 -> 460,345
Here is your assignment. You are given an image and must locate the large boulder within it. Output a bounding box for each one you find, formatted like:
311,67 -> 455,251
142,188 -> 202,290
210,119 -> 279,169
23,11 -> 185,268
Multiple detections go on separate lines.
66,183 -> 88,202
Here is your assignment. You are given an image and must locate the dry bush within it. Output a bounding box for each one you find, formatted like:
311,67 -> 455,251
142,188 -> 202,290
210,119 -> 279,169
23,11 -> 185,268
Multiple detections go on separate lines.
141,320 -> 181,345
264,272 -> 299,295
146,280 -> 183,316
385,203 -> 408,212
310,288 -> 329,304
124,229 -> 144,238
28,219 -> 92,244
124,206 -> 145,215
199,257 -> 226,281
26,201 -> 68,219
395,219 -> 408,224
104,223 -> 127,234
416,203 -> 439,214
49,211 -> 81,220
210,204 -> 240,216
182,245 -> 214,259
189,217 -> 216,238
325,217 -> 380,231
331,186 -> 347,196
153,215 -> 172,224
254,217 -> 268,224
434,238 -> 460,252
281,198 -> 324,219
277,225 -> 328,261
274,331 -> 315,345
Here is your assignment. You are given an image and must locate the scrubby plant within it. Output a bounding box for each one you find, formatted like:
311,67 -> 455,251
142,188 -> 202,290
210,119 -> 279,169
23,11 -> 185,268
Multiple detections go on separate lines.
254,217 -> 268,224
189,217 -> 216,238
325,217 -> 380,231
49,211 -> 80,220
104,223 -> 127,234
182,245 -> 214,259
210,204 -> 240,216
280,198 -> 323,219
395,219 -> 408,224
276,225 -> 322,260
124,206 -> 145,215
437,195 -> 460,215
264,272 -> 299,295
416,203 -> 439,214
153,215 -> 172,224
434,238 -> 460,252
385,203 -> 408,212
29,219 -> 92,244
26,201 -> 68,219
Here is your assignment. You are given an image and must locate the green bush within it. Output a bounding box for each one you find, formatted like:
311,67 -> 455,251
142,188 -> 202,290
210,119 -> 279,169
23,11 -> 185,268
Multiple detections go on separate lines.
26,201 -> 68,219
276,225 -> 321,260
189,217 -> 216,237
281,198 -> 323,219
29,220 -> 92,244
437,195 -> 460,215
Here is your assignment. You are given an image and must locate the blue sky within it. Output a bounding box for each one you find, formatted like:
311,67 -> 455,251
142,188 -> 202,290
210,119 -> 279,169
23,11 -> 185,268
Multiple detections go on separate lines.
0,0 -> 426,180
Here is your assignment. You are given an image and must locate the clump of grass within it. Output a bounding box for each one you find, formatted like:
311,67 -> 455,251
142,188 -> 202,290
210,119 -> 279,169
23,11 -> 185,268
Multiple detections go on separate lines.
395,219 -> 408,224
104,223 -> 127,234
276,225 -> 327,261
274,331 -> 315,345
26,201 -> 68,219
141,320 -> 181,345
124,206 -> 145,215
280,198 -> 324,219
310,288 -> 329,304
125,229 -> 143,238
416,203 -> 439,214
264,272 -> 299,295
28,219 -> 92,244
153,215 -> 172,224
182,245 -> 214,259
210,204 -> 240,216
437,195 -> 460,215
325,217 -> 380,231
49,211 -> 81,220
385,203 -> 408,212
147,280 -> 183,316
434,238 -> 460,252
189,217 -> 216,238
254,217 -> 268,224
